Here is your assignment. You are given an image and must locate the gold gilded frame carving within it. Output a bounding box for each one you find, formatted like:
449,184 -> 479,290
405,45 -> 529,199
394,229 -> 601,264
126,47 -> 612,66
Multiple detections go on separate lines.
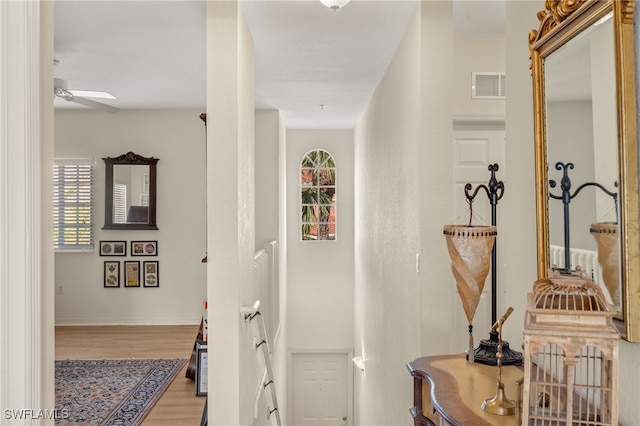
529,0 -> 639,341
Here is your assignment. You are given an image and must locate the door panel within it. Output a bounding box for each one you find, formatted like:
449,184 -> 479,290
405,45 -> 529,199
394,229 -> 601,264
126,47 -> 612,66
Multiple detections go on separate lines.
291,352 -> 349,425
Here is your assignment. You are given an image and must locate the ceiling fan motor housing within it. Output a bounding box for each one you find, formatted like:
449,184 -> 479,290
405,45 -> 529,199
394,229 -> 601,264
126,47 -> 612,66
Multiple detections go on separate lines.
54,78 -> 74,100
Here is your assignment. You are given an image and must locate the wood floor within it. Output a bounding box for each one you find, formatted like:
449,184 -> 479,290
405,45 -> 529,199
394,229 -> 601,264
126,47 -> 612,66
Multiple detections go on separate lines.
55,325 -> 206,425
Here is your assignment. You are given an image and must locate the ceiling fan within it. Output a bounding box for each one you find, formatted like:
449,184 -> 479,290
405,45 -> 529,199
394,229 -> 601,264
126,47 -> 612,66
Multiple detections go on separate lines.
54,78 -> 119,113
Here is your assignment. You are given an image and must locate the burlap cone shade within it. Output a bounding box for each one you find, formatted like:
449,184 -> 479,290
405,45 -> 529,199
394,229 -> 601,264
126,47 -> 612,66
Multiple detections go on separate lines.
443,225 -> 497,324
590,222 -> 620,306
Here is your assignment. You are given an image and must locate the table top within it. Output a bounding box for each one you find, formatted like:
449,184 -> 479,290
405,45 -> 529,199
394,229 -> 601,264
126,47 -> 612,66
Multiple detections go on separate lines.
407,353 -> 524,426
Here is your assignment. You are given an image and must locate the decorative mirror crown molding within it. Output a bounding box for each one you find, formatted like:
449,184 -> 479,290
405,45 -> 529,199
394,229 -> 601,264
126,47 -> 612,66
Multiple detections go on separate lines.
544,0 -> 586,21
103,151 -> 158,165
529,0 -> 586,46
620,0 -> 635,22
529,0 -> 635,45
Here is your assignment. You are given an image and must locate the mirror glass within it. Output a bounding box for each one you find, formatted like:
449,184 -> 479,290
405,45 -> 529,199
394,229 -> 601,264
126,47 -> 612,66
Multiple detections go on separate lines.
103,152 -> 158,230
113,165 -> 150,224
544,15 -> 622,313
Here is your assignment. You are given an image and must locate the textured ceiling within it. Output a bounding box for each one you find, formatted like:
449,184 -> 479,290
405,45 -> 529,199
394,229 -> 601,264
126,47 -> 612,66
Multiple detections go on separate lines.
53,0 -> 505,129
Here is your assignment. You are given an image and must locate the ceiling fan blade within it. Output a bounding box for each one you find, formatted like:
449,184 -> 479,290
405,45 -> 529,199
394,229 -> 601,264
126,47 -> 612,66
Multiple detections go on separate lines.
69,96 -> 119,113
68,89 -> 115,100
54,77 -> 118,111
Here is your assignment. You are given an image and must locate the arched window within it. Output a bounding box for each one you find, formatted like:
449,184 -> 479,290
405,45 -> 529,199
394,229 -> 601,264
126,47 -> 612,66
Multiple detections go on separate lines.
300,149 -> 336,241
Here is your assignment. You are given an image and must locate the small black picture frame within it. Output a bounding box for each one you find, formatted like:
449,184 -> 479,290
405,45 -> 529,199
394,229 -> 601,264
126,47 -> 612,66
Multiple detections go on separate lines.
103,261 -> 120,288
99,240 -> 127,256
143,261 -> 159,288
131,240 -> 158,256
195,340 -> 208,396
124,261 -> 140,287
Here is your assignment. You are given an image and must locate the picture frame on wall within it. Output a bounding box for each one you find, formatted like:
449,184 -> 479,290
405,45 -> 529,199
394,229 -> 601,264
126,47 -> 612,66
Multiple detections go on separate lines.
124,261 -> 140,287
195,340 -> 208,396
103,261 -> 120,288
99,240 -> 127,256
131,240 -> 158,256
143,261 -> 159,288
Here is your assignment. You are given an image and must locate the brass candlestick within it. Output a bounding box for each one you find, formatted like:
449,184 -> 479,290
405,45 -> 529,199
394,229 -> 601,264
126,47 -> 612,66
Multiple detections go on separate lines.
482,307 -> 516,416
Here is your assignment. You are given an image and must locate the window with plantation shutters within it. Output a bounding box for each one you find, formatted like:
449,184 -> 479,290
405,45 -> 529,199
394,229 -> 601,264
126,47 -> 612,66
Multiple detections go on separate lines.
53,160 -> 95,251
113,183 -> 127,224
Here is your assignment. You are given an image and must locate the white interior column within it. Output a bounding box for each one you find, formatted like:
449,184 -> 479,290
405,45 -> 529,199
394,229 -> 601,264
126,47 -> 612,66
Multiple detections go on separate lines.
0,1 -> 55,424
206,1 -> 255,424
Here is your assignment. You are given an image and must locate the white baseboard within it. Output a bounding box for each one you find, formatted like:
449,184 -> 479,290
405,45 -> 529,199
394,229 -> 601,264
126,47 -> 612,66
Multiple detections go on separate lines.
55,318 -> 201,326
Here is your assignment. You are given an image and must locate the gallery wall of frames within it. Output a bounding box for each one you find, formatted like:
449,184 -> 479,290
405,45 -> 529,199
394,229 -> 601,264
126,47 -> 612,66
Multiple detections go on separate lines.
99,240 -> 159,288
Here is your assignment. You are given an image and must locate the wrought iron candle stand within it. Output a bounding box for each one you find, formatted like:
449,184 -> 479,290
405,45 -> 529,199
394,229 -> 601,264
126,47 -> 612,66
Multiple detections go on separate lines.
549,161 -> 618,273
465,164 -> 522,366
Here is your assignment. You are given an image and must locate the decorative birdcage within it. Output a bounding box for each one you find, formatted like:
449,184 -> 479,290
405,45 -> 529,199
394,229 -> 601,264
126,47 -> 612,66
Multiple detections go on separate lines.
521,270 -> 619,425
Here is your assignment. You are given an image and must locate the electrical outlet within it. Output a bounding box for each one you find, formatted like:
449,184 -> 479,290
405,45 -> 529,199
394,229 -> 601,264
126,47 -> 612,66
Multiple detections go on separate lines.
57,285 -> 64,294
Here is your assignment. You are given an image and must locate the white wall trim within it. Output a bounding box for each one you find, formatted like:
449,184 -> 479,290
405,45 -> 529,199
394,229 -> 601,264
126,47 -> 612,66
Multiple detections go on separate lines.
0,0 -> 47,421
453,113 -> 506,125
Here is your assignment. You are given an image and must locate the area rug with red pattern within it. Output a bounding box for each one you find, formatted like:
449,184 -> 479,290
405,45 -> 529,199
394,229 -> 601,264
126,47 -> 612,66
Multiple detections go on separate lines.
55,358 -> 186,426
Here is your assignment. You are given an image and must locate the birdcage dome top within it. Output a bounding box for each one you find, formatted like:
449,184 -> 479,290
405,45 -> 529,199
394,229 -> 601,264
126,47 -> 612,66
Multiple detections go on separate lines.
531,269 -> 612,314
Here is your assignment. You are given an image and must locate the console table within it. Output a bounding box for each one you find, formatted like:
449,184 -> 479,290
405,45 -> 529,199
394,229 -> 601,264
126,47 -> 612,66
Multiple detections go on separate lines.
407,353 -> 523,426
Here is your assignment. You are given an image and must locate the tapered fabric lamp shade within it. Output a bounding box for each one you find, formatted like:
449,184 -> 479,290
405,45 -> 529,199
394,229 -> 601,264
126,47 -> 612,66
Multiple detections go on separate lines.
590,222 -> 620,306
444,225 -> 497,324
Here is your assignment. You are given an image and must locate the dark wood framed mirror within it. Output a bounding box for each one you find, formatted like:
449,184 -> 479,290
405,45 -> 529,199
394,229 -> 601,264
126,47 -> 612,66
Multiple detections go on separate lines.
529,0 -> 638,341
103,151 -> 159,230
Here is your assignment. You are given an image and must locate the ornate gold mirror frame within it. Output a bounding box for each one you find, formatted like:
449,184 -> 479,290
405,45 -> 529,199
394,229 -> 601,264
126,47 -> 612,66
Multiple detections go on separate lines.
529,0 -> 638,341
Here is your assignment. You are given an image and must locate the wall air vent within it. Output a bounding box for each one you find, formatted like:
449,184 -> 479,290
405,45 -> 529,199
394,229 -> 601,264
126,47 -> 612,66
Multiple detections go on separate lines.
472,72 -> 506,99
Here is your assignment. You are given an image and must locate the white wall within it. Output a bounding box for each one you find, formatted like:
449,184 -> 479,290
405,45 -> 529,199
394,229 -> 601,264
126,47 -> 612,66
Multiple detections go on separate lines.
418,1 -> 457,357
255,110 -> 281,249
286,130 -> 354,351
453,34 -> 505,118
54,110 -> 207,325
354,8 -> 424,426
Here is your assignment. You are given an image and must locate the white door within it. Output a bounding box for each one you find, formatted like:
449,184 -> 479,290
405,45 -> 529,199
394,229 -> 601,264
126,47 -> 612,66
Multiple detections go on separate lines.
291,352 -> 349,426
452,127 -> 506,353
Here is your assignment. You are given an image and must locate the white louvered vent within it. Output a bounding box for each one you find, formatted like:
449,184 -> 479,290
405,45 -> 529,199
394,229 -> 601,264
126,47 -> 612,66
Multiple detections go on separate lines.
472,72 -> 506,99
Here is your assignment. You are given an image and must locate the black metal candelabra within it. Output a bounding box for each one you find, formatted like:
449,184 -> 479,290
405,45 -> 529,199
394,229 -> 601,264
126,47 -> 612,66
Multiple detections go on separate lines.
464,164 -> 522,366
